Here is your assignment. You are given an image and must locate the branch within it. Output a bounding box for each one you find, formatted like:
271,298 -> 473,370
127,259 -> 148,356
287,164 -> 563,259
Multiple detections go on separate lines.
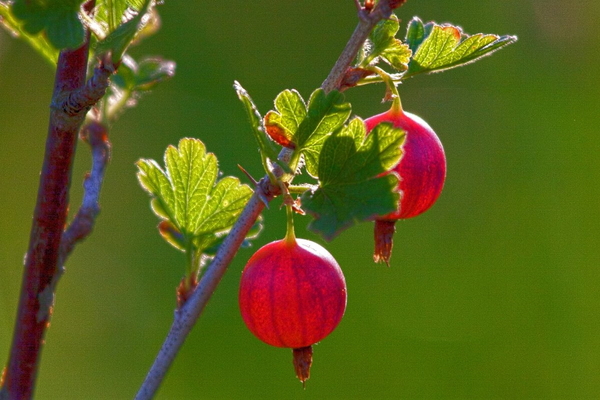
134,1 -> 403,398
134,178 -> 279,400
321,0 -> 397,93
1,4 -> 117,399
0,41 -> 90,400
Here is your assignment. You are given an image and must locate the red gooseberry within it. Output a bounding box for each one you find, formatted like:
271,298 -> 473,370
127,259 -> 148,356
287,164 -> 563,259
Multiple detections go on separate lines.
365,106 -> 446,265
239,237 -> 347,384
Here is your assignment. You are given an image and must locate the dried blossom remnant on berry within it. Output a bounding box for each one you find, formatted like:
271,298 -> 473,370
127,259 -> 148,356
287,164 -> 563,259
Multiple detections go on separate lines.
293,346 -> 313,387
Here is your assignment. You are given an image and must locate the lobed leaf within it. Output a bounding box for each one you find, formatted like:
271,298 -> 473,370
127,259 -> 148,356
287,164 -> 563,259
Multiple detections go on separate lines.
405,17 -> 517,77
0,2 -> 58,64
234,81 -> 291,175
295,89 -> 351,177
137,138 -> 255,253
365,14 -> 412,71
263,89 -> 306,148
95,0 -> 152,63
10,0 -> 85,50
301,118 -> 405,241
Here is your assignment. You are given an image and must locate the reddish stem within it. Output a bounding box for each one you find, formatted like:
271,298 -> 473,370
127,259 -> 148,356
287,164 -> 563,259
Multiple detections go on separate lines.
2,19 -> 92,400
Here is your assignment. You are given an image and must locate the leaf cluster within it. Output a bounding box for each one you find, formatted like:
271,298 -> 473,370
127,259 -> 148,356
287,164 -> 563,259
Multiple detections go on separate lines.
235,83 -> 405,241
0,0 -> 175,124
356,14 -> 517,85
0,0 -> 518,268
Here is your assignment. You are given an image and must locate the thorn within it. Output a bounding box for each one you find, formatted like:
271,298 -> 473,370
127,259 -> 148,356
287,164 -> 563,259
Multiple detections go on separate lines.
257,190 -> 271,209
238,164 -> 270,208
237,164 -> 259,186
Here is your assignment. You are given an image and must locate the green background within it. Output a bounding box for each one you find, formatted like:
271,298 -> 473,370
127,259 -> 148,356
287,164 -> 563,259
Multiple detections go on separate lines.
1,1 -> 599,398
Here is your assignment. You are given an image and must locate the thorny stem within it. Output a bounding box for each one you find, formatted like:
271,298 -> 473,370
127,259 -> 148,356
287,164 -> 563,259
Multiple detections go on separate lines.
321,0 -> 397,93
0,1 -> 117,397
134,178 -> 279,400
134,1 -> 402,398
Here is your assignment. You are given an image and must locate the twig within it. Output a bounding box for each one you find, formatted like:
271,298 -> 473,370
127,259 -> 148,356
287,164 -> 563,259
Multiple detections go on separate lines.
60,120 -> 111,262
60,55 -> 116,116
321,0 -> 396,93
134,178 -> 279,400
134,1 -> 401,398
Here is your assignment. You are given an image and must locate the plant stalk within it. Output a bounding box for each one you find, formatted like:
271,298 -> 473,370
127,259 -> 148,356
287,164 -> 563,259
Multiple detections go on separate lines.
0,1 -> 120,397
1,40 -> 91,400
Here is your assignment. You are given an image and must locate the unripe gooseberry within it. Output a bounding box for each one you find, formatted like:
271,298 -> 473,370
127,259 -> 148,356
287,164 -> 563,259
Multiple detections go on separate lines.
364,107 -> 446,264
239,238 -> 347,384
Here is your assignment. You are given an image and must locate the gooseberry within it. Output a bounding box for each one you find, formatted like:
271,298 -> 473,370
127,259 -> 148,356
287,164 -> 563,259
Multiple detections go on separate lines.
365,105 -> 446,264
239,237 -> 347,384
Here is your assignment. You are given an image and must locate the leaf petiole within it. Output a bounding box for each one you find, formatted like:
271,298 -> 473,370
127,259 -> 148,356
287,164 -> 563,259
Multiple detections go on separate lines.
288,184 -> 315,195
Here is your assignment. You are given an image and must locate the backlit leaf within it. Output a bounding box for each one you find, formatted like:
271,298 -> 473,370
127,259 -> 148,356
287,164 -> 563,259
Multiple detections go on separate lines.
301,118 -> 405,240
0,2 -> 58,64
405,17 -> 517,77
294,89 -> 351,177
137,138 -> 255,253
365,14 -> 412,71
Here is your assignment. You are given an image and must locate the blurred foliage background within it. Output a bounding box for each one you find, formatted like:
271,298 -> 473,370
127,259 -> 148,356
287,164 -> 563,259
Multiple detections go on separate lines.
1,0 -> 599,398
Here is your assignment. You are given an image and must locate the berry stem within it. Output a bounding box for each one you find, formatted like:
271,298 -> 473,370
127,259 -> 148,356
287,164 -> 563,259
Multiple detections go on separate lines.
284,204 -> 297,245
371,66 -> 403,114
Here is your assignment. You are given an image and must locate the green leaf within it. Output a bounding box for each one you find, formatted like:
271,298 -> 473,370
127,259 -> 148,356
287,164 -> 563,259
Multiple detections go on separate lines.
234,81 -> 292,175
0,2 -> 58,64
95,0 -> 151,63
263,89 -> 306,148
294,89 -> 351,177
380,41 -> 412,72
404,17 -> 431,55
134,57 -> 176,90
105,55 -> 175,121
365,14 -> 412,71
95,0 -> 129,33
158,220 -> 186,251
301,118 -> 405,241
137,138 -> 254,253
95,0 -> 156,38
405,17 -> 518,77
10,0 -> 85,50
113,55 -> 176,91
45,7 -> 85,49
